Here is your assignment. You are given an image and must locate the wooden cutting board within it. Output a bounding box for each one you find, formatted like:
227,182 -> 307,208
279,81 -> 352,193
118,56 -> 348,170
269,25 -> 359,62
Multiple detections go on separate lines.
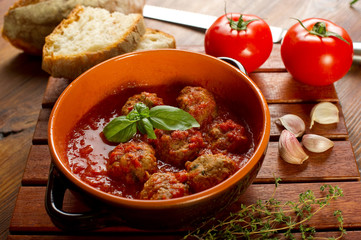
8,45 -> 361,240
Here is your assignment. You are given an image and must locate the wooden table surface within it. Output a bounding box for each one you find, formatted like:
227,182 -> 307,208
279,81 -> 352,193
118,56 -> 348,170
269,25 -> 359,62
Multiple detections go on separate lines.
1,0 -> 361,239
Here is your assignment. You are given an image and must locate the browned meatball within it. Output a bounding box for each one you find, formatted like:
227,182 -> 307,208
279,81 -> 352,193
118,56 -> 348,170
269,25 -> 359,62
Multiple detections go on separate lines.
154,128 -> 206,167
108,141 -> 157,185
140,172 -> 189,200
176,86 -> 217,126
121,92 -> 164,115
185,154 -> 237,193
207,118 -> 249,153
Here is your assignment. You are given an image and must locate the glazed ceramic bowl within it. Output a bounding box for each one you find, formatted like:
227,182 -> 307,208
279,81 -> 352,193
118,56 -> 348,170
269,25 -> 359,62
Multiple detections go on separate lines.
47,49 -> 270,230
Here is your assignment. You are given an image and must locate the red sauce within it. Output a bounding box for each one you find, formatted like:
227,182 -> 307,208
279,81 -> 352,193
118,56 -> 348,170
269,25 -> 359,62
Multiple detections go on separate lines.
66,85 -> 255,199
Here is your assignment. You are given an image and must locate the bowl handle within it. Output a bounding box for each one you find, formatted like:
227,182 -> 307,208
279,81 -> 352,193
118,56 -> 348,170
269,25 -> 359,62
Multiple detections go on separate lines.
45,163 -> 122,231
218,57 -> 248,75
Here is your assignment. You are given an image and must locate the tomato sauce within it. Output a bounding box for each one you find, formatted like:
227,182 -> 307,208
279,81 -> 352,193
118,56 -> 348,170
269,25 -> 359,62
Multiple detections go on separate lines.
66,85 -> 255,199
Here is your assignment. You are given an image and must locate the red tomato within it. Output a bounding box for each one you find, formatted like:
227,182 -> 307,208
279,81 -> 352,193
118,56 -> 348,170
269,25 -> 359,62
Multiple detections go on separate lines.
281,18 -> 353,86
205,13 -> 273,73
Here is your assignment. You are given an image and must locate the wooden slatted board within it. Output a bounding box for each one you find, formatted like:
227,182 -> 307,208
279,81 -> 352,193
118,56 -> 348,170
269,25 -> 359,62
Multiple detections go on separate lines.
8,45 -> 361,239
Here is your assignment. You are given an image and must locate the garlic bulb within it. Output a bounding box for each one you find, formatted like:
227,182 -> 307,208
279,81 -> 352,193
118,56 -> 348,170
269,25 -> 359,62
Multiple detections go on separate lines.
302,134 -> 334,153
278,114 -> 305,137
310,102 -> 339,129
279,130 -> 309,164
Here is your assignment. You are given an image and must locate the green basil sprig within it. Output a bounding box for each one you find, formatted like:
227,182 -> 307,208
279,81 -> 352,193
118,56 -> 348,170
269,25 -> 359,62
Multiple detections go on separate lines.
103,103 -> 200,143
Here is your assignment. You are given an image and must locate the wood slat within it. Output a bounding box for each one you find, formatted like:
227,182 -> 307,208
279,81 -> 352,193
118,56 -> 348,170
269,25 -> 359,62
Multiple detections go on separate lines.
8,235 -> 184,240
8,231 -> 361,240
22,141 -> 360,186
32,108 -> 51,144
42,77 -> 71,108
22,145 -> 51,185
256,44 -> 286,72
10,182 -> 361,233
255,141 -> 360,183
249,72 -> 339,103
32,102 -> 349,144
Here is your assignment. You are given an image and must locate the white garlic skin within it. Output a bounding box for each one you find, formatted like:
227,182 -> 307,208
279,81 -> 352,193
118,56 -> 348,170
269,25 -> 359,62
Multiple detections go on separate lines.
278,114 -> 305,137
310,102 -> 339,129
302,134 -> 334,153
278,130 -> 309,165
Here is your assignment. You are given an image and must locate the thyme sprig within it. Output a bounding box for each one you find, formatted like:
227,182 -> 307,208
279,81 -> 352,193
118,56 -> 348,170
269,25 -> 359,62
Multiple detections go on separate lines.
184,178 -> 345,240
350,0 -> 358,6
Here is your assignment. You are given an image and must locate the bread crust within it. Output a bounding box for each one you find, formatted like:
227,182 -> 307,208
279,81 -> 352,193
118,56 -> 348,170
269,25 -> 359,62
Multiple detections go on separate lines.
42,5 -> 146,80
2,0 -> 145,55
9,0 -> 47,10
136,28 -> 176,50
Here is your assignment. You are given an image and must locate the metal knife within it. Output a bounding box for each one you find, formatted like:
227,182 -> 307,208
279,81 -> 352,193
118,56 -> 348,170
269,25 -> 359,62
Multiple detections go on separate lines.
143,5 -> 361,58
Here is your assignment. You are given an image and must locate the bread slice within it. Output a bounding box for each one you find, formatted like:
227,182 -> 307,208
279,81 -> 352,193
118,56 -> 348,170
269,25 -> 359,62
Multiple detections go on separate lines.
42,5 -> 146,80
2,0 -> 145,55
135,28 -> 176,51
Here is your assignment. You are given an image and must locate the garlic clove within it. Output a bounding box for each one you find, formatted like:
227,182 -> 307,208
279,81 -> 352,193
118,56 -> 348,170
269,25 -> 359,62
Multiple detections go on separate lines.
278,114 -> 305,137
310,102 -> 339,129
302,134 -> 334,153
279,130 -> 309,164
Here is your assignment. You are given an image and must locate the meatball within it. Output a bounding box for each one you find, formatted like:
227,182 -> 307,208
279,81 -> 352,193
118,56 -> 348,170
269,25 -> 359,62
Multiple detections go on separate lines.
207,118 -> 249,153
140,172 -> 189,200
176,86 -> 217,126
154,128 -> 206,167
121,92 -> 164,115
108,141 -> 157,185
185,154 -> 237,193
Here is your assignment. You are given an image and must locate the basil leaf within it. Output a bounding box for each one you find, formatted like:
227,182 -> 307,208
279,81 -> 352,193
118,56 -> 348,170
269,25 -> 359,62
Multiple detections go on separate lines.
103,116 -> 137,142
127,103 -> 150,121
140,118 -> 156,139
149,105 -> 200,131
127,110 -> 140,121
134,102 -> 150,118
136,121 -> 147,135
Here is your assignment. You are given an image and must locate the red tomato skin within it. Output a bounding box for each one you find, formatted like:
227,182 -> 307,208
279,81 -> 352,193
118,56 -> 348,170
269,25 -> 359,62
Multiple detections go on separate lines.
281,18 -> 353,86
205,13 -> 273,73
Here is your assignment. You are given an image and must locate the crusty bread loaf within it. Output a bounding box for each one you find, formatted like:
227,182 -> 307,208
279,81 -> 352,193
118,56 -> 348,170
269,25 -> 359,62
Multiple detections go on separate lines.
135,28 -> 176,51
2,0 -> 145,55
42,5 -> 146,80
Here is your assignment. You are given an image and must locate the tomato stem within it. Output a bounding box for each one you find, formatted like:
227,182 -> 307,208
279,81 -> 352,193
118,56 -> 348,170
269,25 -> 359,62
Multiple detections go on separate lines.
227,14 -> 258,31
313,22 -> 327,35
292,18 -> 350,45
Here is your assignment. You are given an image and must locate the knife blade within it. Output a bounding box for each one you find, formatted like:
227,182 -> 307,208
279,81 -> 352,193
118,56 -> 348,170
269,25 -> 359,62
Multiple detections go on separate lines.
144,5 -> 287,43
143,5 -> 360,57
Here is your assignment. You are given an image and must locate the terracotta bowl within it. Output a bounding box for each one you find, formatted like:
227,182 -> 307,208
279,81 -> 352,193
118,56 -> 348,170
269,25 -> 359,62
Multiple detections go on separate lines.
47,49 -> 271,231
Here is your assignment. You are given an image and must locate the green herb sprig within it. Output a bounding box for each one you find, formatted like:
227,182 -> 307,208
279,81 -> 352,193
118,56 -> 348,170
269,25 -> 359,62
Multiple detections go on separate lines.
103,103 -> 200,143
184,178 -> 345,240
350,0 -> 358,6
